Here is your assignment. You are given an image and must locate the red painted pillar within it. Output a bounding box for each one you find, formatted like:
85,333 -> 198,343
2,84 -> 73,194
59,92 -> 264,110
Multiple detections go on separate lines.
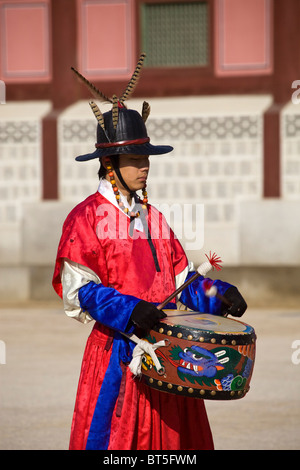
263,104 -> 282,198
263,0 -> 300,198
42,0 -> 79,199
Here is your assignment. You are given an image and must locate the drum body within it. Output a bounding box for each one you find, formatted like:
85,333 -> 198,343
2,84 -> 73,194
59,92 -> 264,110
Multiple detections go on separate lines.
141,310 -> 256,400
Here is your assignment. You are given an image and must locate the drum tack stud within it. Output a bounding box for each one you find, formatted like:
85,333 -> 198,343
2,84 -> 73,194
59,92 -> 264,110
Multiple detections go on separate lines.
231,340 -> 237,346
200,390 -> 205,396
188,388 -> 194,394
167,383 -> 173,390
159,328 -> 164,334
149,378 -> 154,384
199,336 -> 205,342
177,386 -> 183,392
211,338 -> 216,344
210,390 -> 216,396
221,339 -> 227,344
157,380 -> 163,387
177,332 -> 183,338
167,330 -> 172,336
187,335 -> 193,340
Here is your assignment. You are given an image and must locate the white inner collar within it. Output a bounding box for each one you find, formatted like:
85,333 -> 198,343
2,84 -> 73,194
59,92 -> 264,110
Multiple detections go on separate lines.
97,177 -> 144,232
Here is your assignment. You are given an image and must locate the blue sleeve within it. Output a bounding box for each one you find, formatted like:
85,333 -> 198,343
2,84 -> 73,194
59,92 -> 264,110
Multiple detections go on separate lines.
78,282 -> 141,333
179,271 -> 232,315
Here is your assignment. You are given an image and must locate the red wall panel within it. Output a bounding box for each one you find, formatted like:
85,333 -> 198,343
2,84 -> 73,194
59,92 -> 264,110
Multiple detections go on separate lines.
0,0 -> 51,83
77,0 -> 135,81
215,0 -> 273,76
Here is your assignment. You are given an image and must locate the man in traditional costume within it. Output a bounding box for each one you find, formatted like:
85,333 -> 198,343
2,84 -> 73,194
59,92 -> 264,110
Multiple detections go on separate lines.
52,54 -> 247,450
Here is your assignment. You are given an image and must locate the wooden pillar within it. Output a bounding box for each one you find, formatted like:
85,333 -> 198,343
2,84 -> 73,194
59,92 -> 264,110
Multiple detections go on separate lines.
263,104 -> 282,198
42,110 -> 60,199
263,0 -> 300,198
42,0 -> 79,199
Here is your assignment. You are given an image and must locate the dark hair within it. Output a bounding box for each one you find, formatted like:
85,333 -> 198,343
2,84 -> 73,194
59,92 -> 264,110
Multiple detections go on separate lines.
98,160 -> 106,179
98,155 -> 120,180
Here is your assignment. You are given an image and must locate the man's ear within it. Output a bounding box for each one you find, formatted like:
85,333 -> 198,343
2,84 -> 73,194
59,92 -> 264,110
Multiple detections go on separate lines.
102,156 -> 111,170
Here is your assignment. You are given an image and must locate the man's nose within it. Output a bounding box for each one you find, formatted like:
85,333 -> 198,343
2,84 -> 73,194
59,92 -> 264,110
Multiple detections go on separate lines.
140,157 -> 150,169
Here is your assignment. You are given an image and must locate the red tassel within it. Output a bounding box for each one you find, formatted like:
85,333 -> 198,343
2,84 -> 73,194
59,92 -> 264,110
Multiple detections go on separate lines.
202,278 -> 214,292
205,251 -> 222,271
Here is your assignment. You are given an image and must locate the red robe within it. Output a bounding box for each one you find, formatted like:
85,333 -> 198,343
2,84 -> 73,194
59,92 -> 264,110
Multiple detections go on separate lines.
53,191 -> 214,450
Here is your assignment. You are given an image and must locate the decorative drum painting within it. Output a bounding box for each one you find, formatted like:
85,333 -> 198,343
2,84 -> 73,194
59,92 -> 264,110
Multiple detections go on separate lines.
141,311 -> 256,400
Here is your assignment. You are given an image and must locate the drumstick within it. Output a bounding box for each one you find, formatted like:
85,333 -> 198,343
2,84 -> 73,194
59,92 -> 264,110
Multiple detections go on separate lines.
202,280 -> 232,306
202,279 -> 233,317
157,251 -> 222,310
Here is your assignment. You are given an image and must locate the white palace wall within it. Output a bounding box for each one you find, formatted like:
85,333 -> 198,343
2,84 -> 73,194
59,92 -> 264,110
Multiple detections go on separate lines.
0,96 -> 299,306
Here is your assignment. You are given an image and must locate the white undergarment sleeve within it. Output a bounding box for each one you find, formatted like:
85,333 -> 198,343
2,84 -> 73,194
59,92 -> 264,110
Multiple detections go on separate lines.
175,261 -> 194,300
61,258 -> 101,323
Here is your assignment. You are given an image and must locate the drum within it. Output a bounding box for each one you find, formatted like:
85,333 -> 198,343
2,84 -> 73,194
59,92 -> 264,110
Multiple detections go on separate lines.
141,310 -> 256,400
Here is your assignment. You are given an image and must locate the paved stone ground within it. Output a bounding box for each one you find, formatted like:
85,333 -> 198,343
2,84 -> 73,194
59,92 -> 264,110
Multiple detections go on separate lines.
0,304 -> 299,450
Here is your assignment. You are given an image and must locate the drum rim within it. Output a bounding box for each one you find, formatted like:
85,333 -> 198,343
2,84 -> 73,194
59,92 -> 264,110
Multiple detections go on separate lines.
142,375 -> 250,400
153,321 -> 256,346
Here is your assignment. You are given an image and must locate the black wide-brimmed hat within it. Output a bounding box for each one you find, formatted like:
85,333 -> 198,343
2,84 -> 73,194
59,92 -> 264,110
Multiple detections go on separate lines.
72,53 -> 173,162
76,106 -> 173,161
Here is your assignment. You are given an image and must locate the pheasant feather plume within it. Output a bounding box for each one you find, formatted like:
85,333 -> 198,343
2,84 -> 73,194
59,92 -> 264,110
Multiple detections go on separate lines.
89,101 -> 105,131
112,95 -> 119,129
71,67 -> 112,103
120,53 -> 146,104
71,53 -> 148,130
142,101 -> 150,123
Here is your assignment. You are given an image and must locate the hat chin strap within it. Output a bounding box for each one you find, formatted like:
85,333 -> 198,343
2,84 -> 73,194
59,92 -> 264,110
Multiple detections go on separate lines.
108,156 -> 161,273
110,156 -> 135,197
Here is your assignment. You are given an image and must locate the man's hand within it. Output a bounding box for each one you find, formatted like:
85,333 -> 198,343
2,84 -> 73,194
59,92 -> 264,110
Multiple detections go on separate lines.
221,287 -> 247,317
131,300 -> 167,330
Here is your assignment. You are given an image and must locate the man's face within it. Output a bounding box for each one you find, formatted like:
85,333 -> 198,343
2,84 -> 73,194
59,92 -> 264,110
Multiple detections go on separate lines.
117,154 -> 150,193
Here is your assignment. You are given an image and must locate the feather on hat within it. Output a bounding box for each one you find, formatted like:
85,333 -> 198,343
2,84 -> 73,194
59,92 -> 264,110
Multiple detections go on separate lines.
71,53 -> 173,161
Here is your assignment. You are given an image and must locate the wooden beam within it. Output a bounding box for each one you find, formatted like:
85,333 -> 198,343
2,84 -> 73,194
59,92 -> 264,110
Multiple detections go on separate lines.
42,0 -> 78,199
263,104 -> 282,198
42,110 -> 60,200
